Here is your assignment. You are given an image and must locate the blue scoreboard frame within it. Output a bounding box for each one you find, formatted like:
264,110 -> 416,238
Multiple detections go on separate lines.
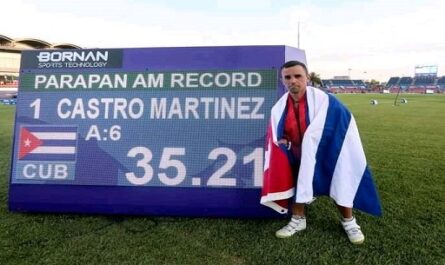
9,46 -> 306,217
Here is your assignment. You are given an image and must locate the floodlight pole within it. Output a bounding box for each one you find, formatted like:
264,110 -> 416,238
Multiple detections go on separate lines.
297,19 -> 300,49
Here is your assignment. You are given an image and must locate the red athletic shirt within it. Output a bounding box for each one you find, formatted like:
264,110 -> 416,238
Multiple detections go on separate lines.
283,92 -> 308,162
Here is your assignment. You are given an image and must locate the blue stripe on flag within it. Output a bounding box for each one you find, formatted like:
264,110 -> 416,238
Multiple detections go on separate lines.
354,168 -> 383,216
313,95 -> 351,195
20,154 -> 76,161
311,94 -> 382,216
26,126 -> 78,133
41,140 -> 77,146
277,105 -> 288,141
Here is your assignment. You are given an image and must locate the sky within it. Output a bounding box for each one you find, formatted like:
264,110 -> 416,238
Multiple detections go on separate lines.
1,0 -> 445,82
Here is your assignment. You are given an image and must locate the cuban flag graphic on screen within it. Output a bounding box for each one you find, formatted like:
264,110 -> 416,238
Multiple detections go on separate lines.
18,126 -> 78,161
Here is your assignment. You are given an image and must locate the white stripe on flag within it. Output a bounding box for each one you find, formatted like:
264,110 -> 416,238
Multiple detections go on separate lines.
33,132 -> 77,140
31,146 -> 76,154
263,140 -> 271,171
330,116 -> 367,208
295,89 -> 329,204
270,92 -> 289,144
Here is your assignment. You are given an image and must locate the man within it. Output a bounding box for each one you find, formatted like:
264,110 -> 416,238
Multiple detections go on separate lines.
261,60 -> 381,244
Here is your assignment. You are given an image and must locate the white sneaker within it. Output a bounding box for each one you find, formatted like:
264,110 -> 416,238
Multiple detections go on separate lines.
341,217 -> 365,245
275,216 -> 306,238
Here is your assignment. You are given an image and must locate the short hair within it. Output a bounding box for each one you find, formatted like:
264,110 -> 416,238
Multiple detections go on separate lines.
280,60 -> 308,75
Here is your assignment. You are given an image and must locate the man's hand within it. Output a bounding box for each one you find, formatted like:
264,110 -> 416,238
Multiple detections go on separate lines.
278,139 -> 291,150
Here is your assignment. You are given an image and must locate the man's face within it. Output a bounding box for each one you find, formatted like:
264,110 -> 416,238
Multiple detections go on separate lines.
281,65 -> 309,96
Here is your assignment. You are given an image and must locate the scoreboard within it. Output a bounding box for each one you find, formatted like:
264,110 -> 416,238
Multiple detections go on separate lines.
9,46 -> 306,217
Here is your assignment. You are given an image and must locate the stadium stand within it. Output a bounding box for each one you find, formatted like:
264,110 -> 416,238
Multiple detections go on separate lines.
437,76 -> 445,84
331,79 -> 354,86
398,77 -> 413,87
386,77 -> 400,87
437,76 -> 445,90
321,79 -> 332,86
0,75 -> 17,85
385,75 -> 444,93
414,76 -> 436,86
0,33 -> 80,96
352,80 -> 366,87
322,78 -> 368,93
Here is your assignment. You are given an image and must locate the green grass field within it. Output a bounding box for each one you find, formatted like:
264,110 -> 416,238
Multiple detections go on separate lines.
1,94 -> 444,265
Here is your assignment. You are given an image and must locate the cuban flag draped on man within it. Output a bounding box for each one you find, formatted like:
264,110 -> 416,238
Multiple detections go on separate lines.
261,86 -> 382,216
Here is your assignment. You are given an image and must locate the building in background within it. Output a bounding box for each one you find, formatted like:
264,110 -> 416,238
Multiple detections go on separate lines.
0,34 -> 80,99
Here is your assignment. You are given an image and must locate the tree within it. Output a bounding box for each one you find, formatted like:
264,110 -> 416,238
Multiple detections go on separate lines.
366,79 -> 381,92
369,79 -> 380,85
309,72 -> 322,87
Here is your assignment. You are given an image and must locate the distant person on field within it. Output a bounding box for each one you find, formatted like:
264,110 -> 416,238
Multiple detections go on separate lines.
261,60 -> 382,244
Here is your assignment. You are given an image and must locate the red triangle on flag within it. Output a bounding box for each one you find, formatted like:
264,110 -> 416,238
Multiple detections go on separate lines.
19,127 -> 43,159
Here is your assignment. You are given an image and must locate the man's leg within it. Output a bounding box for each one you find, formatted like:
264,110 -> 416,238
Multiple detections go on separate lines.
275,203 -> 306,238
337,204 -> 352,219
292,203 -> 305,217
337,205 -> 365,244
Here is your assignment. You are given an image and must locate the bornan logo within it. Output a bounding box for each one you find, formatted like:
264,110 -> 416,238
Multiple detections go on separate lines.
35,50 -> 116,69
37,51 -> 109,62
